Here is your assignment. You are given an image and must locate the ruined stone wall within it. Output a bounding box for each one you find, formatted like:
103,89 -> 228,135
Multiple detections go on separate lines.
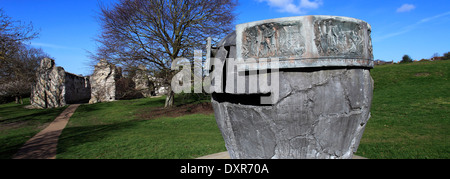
31,58 -> 91,109
133,65 -> 153,97
89,59 -> 122,104
31,58 -> 66,108
64,72 -> 91,104
31,58 -> 168,108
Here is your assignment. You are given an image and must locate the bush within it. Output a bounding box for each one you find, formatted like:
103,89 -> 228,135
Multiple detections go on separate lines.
443,52 -> 450,60
400,55 -> 413,63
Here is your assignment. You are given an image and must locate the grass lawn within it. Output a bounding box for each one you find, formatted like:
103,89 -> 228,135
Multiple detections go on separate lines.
0,98 -> 67,159
1,60 -> 448,159
355,60 -> 449,159
57,97 -> 226,159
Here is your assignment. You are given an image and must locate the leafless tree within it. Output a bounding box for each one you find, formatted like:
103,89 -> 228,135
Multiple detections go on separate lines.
431,53 -> 440,59
93,0 -> 237,107
0,8 -> 38,61
0,9 -> 49,103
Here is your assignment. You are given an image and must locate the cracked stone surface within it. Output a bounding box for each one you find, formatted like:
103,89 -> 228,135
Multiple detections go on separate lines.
212,69 -> 373,159
31,58 -> 91,109
210,16 -> 374,159
89,59 -> 122,104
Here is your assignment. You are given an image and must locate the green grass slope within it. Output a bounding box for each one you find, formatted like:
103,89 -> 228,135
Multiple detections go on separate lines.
356,60 -> 449,159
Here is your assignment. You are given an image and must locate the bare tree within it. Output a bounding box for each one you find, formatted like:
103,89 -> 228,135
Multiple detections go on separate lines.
0,9 -> 48,104
0,8 -> 38,61
431,53 -> 440,59
93,0 -> 237,107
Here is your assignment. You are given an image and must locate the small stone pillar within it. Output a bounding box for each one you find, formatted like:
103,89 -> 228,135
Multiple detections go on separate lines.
211,16 -> 374,159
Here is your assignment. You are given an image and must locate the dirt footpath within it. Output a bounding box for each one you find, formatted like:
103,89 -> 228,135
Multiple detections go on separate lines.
12,104 -> 80,159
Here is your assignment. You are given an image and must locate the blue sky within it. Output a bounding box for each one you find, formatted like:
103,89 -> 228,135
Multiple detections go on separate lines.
2,0 -> 449,75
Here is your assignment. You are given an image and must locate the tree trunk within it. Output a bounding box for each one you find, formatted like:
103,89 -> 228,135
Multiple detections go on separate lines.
164,88 -> 175,108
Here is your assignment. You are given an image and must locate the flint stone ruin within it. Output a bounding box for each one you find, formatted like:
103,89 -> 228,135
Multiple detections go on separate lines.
210,16 -> 374,159
31,58 -> 91,109
89,59 -> 122,104
30,57 -> 167,108
133,65 -> 154,97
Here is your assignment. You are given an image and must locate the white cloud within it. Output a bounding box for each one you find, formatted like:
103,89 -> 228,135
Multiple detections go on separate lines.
258,0 -> 323,14
396,4 -> 416,13
30,42 -> 79,50
374,11 -> 450,42
300,0 -> 322,9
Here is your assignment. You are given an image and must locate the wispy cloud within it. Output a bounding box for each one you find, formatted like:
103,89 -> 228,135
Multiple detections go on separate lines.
419,11 -> 450,23
257,0 -> 323,14
30,42 -> 79,50
396,4 -> 416,13
375,11 -> 450,42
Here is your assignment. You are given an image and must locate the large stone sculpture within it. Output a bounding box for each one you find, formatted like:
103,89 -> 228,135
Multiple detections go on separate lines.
210,16 -> 374,159
89,59 -> 122,104
31,58 -> 91,109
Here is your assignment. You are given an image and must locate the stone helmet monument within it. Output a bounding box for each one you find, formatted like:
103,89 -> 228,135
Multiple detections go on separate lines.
210,16 -> 374,159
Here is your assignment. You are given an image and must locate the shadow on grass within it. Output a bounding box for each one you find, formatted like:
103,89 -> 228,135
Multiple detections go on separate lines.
133,97 -> 166,107
0,107 -> 66,126
0,131 -> 38,159
56,121 -> 137,158
74,102 -> 114,114
0,104 -> 67,159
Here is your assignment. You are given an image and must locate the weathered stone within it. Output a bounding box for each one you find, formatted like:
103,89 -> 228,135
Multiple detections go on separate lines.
241,21 -> 305,59
149,77 -> 169,96
31,58 -> 91,109
133,65 -> 153,97
211,16 -> 374,159
89,59 -> 122,104
64,72 -> 91,104
235,15 -> 373,71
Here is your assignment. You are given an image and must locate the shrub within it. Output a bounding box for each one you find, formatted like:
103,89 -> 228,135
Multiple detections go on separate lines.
400,55 -> 413,63
443,52 -> 450,60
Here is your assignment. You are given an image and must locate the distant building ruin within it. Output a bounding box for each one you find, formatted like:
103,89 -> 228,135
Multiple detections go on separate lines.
374,60 -> 394,65
31,58 -> 91,109
132,65 -> 153,97
149,77 -> 169,96
30,58 -> 169,108
89,59 -> 122,104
